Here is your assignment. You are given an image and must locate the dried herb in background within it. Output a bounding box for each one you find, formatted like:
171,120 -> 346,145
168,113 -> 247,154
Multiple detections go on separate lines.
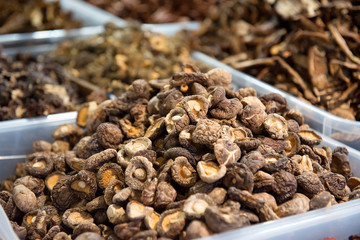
49,23 -> 209,96
185,0 -> 360,121
0,53 -> 100,121
0,0 -> 82,34
84,0 -> 220,23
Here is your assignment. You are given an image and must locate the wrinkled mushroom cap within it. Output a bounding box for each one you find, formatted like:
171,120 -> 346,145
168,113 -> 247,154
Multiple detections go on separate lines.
183,193 -> 216,218
263,113 -> 288,139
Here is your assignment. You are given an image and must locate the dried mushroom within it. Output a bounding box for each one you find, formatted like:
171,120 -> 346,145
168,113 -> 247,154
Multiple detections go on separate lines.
165,107 -> 190,134
157,209 -> 186,238
297,172 -> 325,198
240,105 -> 267,134
192,119 -> 221,146
75,232 -> 104,240
223,163 -> 254,192
14,176 -> 45,196
97,163 -> 124,190
263,113 -> 288,139
70,170 -> 97,200
214,139 -> 241,166
320,172 -> 350,199
309,191 -> 332,210
114,221 -> 142,239
86,149 -> 117,171
204,206 -> 250,233
45,172 -> 66,191
124,138 -> 152,157
96,123 -> 124,149
104,180 -> 124,206
62,208 -> 94,229
106,204 -> 127,225
272,170 -> 297,203
183,193 -> 216,219
171,156 -> 197,187
298,130 -> 322,146
197,161 -> 226,184
52,124 -> 84,145
209,98 -> 243,119
144,211 -> 160,230
12,184 -> 37,213
25,152 -> 55,178
125,156 -> 156,190
186,220 -> 211,239
154,182 -> 177,209
276,194 -> 310,217
73,222 -> 101,239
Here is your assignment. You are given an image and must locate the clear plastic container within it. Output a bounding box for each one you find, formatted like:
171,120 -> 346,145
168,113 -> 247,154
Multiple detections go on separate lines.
192,51 -> 360,151
0,112 -> 76,156
0,116 -> 360,239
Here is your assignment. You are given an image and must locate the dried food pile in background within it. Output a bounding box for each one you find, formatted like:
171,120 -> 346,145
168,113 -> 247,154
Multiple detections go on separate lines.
85,0 -> 219,23
0,0 -> 82,34
1,65 -> 358,240
0,53 -> 94,121
49,23 -> 208,96
185,0 -> 360,121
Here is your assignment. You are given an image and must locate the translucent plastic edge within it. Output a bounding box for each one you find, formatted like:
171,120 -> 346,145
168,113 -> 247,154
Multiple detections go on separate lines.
191,51 -> 360,127
0,207 -> 19,240
0,111 -> 77,131
203,199 -> 360,240
0,26 -> 104,45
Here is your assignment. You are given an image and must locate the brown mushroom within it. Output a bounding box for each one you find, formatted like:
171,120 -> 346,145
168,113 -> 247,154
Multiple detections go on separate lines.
104,179 -> 124,206
157,209 -> 186,238
25,152 -> 55,178
204,206 -> 250,233
51,177 -> 78,211
309,191 -> 332,210
125,156 -> 156,190
154,182 -> 177,209
240,105 -> 267,134
186,220 -> 211,239
65,151 -> 86,172
52,123 -> 84,145
297,172 -> 325,198
131,230 -> 157,240
298,130 -> 322,146
52,141 -> 70,153
85,149 -> 117,171
97,163 -> 124,190
70,170 -> 97,200
113,187 -> 133,205
62,208 -> 94,229
223,163 -> 254,192
241,96 -> 266,110
12,184 -> 37,213
275,193 -> 310,217
96,122 -> 124,149
32,140 -> 52,152
272,170 -> 297,203
228,187 -> 264,210
164,107 -> 190,134
240,150 -> 266,174
114,221 -> 142,240
124,137 -> 152,157
73,222 -> 101,239
141,209 -> 159,232
106,204 -> 127,224
144,117 -> 165,140
75,232 -> 104,240
74,135 -> 103,159
171,156 -> 197,187
126,200 -> 150,221
86,196 -> 107,212
263,113 -> 288,139
183,193 -> 216,219
179,125 -> 201,153
197,161 -> 226,184
45,172 -> 66,192
214,139 -> 241,166
210,98 -> 243,119
253,171 -> 275,192
284,109 -> 304,125
192,119 -> 221,146
181,95 -> 209,122
208,187 -> 227,205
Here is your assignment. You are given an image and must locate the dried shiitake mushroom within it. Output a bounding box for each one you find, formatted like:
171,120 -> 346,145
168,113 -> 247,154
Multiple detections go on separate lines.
97,163 -> 124,190
13,184 -> 37,213
181,95 -> 209,122
96,123 -> 124,149
171,156 -> 197,187
125,156 -> 156,190
70,170 -> 97,200
183,193 -> 216,219
164,107 -> 190,134
156,209 -> 186,238
298,130 -> 322,146
45,172 -> 66,191
214,139 -> 241,166
25,152 -> 55,178
62,208 -> 94,229
85,149 -> 117,171
197,161 -> 226,184
263,113 -> 288,139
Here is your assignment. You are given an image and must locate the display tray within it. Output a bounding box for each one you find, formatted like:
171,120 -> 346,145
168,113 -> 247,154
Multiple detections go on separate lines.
0,0 -> 123,49
0,113 -> 359,240
192,51 -> 360,151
